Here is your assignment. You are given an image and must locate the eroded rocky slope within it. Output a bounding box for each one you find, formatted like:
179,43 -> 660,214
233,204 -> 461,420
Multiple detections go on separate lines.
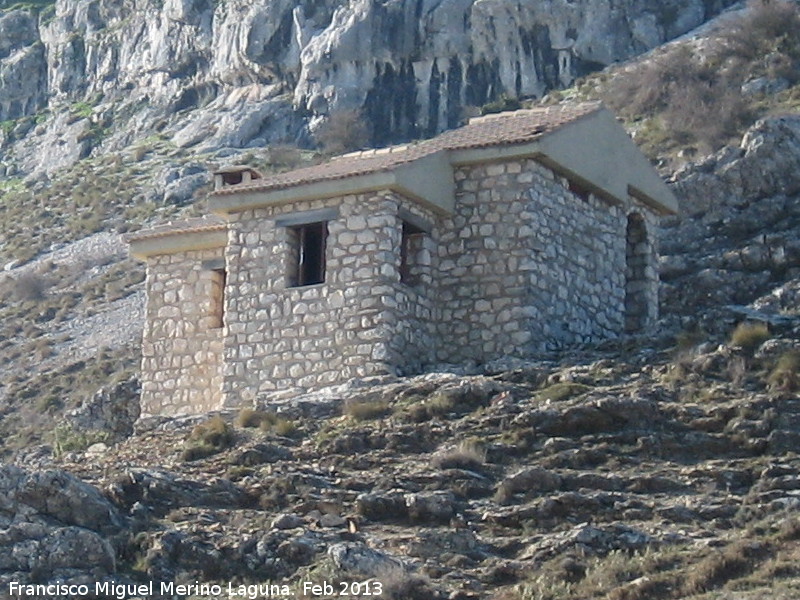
2,2 -> 800,597
2,111 -> 800,598
5,338 -> 800,599
0,0 -> 738,177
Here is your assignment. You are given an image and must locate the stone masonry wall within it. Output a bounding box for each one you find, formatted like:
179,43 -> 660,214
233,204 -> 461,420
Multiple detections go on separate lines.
437,157 -> 658,364
381,192 -> 439,376
140,248 -> 224,416
521,161 -> 625,348
221,191 -> 439,402
626,204 -> 660,331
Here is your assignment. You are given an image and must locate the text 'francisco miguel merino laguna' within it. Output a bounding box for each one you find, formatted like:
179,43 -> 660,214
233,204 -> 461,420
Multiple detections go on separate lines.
7,581 -> 294,599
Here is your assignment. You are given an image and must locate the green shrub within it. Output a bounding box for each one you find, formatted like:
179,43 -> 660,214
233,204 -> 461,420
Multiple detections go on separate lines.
729,322 -> 771,352
53,423 -> 109,456
481,95 -> 522,115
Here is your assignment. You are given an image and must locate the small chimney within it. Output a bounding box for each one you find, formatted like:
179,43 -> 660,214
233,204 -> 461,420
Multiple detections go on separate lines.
213,166 -> 263,191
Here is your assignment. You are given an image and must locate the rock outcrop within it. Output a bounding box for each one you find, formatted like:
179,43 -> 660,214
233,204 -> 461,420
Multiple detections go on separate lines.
661,114 -> 800,330
0,0 -> 738,175
0,465 -> 123,585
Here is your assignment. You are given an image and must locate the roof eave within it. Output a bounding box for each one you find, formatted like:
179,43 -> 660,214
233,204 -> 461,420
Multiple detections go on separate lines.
129,229 -> 228,260
208,151 -> 455,215
450,108 -> 678,214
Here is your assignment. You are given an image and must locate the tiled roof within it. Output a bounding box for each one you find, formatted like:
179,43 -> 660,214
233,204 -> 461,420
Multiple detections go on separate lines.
125,215 -> 227,242
210,102 -> 603,197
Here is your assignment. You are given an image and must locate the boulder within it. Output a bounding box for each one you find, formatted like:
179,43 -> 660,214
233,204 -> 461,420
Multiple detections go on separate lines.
405,491 -> 456,523
328,542 -> 405,578
0,465 -> 122,583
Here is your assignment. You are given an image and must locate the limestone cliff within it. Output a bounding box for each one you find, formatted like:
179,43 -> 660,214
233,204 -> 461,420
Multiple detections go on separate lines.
0,0 -> 737,176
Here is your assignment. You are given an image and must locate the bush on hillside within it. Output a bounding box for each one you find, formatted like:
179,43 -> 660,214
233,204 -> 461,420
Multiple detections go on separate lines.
182,416 -> 234,461
729,321 -> 771,353
716,0 -> 800,72
314,109 -> 370,155
602,0 -> 800,152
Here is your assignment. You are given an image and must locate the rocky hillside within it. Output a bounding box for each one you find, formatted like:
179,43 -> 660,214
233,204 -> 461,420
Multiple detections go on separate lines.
2,91 -> 800,600
2,1 -> 800,598
4,324 -> 800,599
0,0 -> 766,456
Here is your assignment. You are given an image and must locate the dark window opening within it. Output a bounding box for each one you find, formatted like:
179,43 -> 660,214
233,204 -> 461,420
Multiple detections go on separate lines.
567,178 -> 591,202
221,171 -> 243,185
625,213 -> 649,333
400,221 -> 425,285
209,268 -> 226,329
289,222 -> 327,287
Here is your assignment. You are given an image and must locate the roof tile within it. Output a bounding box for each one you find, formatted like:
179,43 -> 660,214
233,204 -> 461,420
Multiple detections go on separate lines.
210,102 -> 602,196
125,215 -> 227,243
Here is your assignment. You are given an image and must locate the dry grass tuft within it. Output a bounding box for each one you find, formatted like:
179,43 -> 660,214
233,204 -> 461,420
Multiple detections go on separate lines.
314,109 -> 370,155
236,408 -> 297,435
536,381 -> 591,403
343,398 -> 390,421
729,321 -> 771,353
767,350 -> 800,392
600,0 -> 800,156
182,416 -> 234,461
682,540 -> 768,595
432,441 -> 486,471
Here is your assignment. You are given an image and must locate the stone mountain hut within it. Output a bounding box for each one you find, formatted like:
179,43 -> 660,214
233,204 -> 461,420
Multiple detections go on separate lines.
128,102 -> 678,417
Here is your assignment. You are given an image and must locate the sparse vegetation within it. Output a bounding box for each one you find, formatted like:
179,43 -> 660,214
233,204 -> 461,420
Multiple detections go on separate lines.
13,272 -> 49,301
675,326 -> 708,353
729,321 -> 771,352
768,350 -> 800,391
236,408 -> 273,428
592,0 -> 800,162
431,441 -> 486,471
683,539 -> 769,595
602,44 -> 752,154
314,109 -> 370,155
535,381 -> 592,403
343,398 -> 390,421
396,391 -> 457,422
53,423 -> 110,456
182,415 -> 234,461
236,408 -> 297,436
481,95 -> 523,115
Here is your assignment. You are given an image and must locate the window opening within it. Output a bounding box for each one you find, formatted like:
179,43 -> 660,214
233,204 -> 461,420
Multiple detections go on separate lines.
289,222 -> 327,287
567,178 -> 591,202
625,213 -> 648,333
400,221 -> 425,285
221,171 -> 243,185
209,268 -> 226,329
